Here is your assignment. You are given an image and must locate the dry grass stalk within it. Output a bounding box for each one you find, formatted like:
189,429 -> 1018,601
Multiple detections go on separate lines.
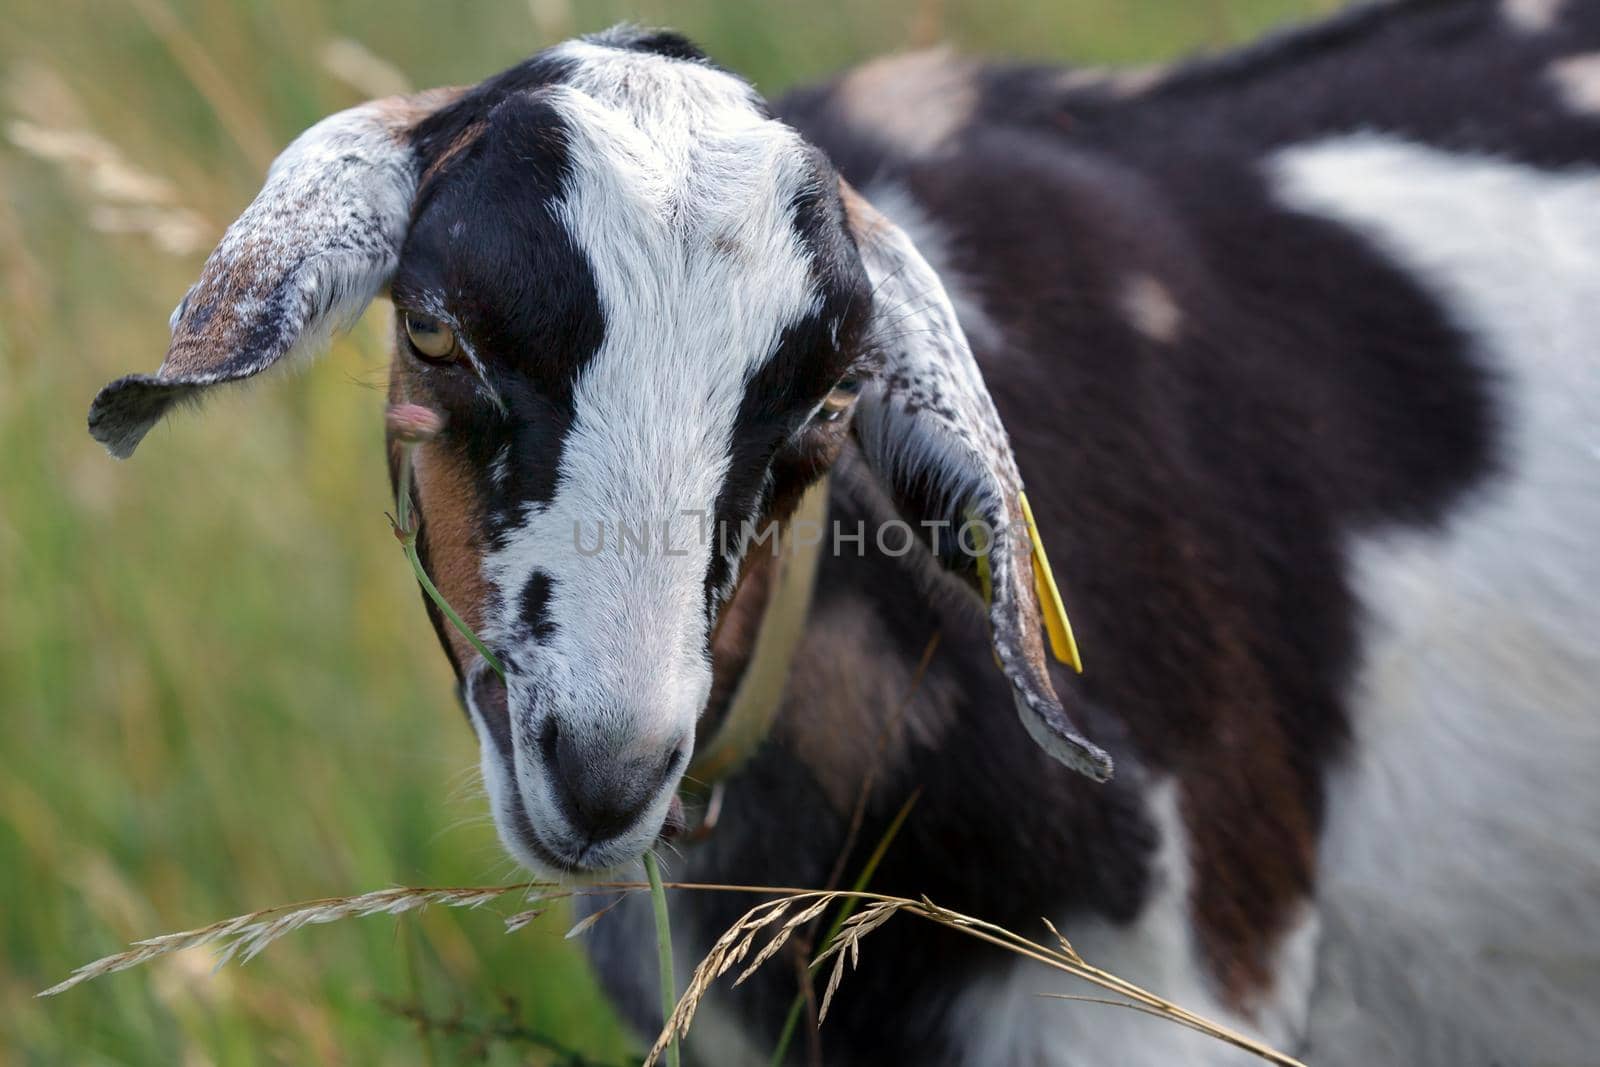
504,908 -> 546,933
644,890 -> 1308,1067
37,883 -> 544,998
44,878 -> 1305,1067
565,897 -> 627,940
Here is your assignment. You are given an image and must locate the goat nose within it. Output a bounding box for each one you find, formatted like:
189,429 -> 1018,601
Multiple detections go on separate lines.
541,720 -> 683,843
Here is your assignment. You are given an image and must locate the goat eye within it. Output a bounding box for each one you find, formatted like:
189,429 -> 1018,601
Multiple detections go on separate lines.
405,313 -> 457,361
818,376 -> 861,422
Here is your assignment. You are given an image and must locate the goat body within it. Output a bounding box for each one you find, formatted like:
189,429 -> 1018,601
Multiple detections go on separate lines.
89,2 -> 1600,1064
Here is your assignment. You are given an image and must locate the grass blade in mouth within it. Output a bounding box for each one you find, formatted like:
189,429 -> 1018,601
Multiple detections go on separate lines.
643,851 -> 681,1067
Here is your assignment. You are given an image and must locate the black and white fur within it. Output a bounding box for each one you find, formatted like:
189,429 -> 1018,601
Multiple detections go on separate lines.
90,3 -> 1600,1064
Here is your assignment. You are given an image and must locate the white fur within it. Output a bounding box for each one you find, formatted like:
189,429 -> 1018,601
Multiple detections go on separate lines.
948,783 -> 1314,1066
466,46 -> 821,871
1273,134 -> 1600,1066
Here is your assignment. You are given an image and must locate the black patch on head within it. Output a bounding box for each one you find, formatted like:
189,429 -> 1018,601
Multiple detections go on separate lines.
585,25 -> 712,65
397,64 -> 613,666
519,571 -> 558,643
404,92 -> 605,406
398,85 -> 604,560
410,51 -> 579,167
702,159 -> 872,604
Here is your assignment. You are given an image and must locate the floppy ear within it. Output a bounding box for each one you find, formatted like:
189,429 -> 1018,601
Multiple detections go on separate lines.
841,182 -> 1112,782
87,88 -> 459,459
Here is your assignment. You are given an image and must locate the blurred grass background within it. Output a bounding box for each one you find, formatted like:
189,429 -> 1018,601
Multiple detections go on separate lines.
1,0 -> 1335,1063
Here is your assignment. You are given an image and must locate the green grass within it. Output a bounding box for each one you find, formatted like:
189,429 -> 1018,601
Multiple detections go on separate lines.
0,1 -> 1325,1062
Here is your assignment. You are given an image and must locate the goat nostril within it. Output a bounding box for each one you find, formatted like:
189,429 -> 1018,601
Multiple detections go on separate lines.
544,727 -> 682,846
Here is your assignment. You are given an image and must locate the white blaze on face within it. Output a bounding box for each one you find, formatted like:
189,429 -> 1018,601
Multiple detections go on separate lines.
479,51 -> 820,775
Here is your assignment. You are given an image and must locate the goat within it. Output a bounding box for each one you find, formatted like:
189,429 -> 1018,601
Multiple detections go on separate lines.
89,3 -> 1600,1064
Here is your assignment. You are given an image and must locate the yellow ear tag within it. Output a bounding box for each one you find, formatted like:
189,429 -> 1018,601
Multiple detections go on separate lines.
1019,491 -> 1083,673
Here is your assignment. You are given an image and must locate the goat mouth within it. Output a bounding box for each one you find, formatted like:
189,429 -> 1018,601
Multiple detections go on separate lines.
499,799 -> 588,876
470,666 -> 685,873
500,791 -> 674,876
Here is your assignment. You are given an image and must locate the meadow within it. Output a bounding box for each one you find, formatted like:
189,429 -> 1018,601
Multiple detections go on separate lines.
1,1 -> 1330,1062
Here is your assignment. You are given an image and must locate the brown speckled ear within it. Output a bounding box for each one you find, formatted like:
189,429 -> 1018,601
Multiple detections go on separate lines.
841,181 -> 1112,782
87,88 -> 460,459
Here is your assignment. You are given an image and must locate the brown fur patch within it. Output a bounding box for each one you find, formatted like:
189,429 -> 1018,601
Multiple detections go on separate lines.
778,594 -> 957,813
698,471 -> 841,754
410,438 -> 492,667
420,116 -> 487,187
838,178 -> 890,245
1104,500 -> 1321,1006
1178,637 -> 1320,1006
701,543 -> 779,743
